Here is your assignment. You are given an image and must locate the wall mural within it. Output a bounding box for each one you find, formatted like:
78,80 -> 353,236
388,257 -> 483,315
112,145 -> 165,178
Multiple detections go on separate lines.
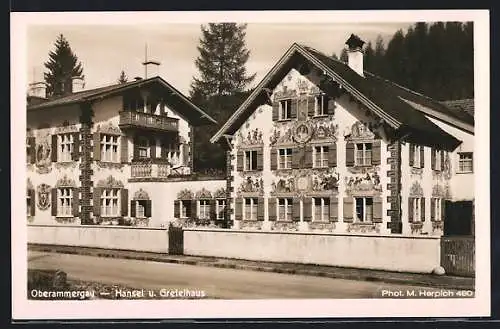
240,220 -> 263,230
237,128 -> 263,148
344,120 -> 379,141
271,168 -> 341,196
432,184 -> 452,199
347,222 -> 381,234
177,189 -> 193,200
55,175 -> 76,187
54,122 -> 79,134
238,175 -> 264,194
410,167 -> 423,179
432,152 -> 452,180
195,188 -> 213,199
133,188 -> 150,200
95,122 -> 122,135
308,222 -> 336,232
269,120 -> 338,146
37,183 -> 51,210
214,188 -> 226,199
35,131 -> 52,174
96,175 -> 124,188
409,181 -> 424,197
271,221 -> 299,232
345,170 -> 382,196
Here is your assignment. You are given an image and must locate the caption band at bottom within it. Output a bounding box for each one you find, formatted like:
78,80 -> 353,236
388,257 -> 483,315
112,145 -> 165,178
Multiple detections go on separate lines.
377,288 -> 474,298
30,288 -> 207,300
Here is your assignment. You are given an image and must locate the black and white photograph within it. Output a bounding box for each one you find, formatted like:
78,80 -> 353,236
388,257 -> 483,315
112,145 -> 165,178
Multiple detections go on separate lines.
11,10 -> 490,319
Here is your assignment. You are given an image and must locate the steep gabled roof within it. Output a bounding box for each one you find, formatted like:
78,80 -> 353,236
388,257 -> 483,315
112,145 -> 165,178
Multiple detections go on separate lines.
211,43 -> 472,150
441,99 -> 475,118
27,76 -> 217,126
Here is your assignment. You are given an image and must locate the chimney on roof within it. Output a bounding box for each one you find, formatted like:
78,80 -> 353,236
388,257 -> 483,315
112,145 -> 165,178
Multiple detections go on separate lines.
345,34 -> 365,77
134,77 -> 143,81
27,81 -> 47,99
72,76 -> 85,93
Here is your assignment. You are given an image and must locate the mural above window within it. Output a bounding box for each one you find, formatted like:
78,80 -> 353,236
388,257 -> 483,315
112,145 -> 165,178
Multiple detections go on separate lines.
177,189 -> 193,200
195,188 -> 213,200
237,128 -> 263,148
238,176 -> 264,194
35,131 -> 52,174
312,171 -> 340,192
214,188 -> 226,199
96,175 -> 124,188
344,120 -> 382,141
409,181 -> 424,197
133,188 -> 150,200
95,122 -> 122,135
345,171 -> 382,196
55,175 -> 76,187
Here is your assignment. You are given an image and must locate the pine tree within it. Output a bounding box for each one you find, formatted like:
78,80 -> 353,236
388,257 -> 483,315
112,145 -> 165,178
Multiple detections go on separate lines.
190,23 -> 256,101
44,34 -> 84,97
118,70 -> 128,84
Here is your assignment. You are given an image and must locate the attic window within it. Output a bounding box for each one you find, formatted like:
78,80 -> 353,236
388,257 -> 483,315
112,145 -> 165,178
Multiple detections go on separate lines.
279,99 -> 292,120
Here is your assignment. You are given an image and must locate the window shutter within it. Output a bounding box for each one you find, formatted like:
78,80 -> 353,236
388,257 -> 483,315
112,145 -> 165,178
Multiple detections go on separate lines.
430,198 -> 435,221
210,199 -> 217,220
345,142 -> 355,167
329,197 -> 338,222
292,147 -> 300,169
343,197 -> 353,222
150,138 -> 156,159
144,200 -> 152,218
268,198 -> 277,221
304,146 -> 313,168
160,138 -> 167,159
408,197 -> 414,223
236,150 -> 244,171
420,146 -> 425,168
440,199 -> 446,221
327,97 -> 336,115
51,188 -> 57,216
133,136 -> 139,159
131,200 -> 137,217
328,143 -> 337,167
121,135 -> 128,163
173,200 -> 180,218
420,197 -> 425,222
290,98 -> 298,118
440,151 -> 445,171
185,200 -> 192,218
51,134 -> 58,162
29,189 -> 36,216
303,197 -> 312,222
235,197 -> 243,220
191,200 -> 197,219
409,144 -> 414,167
307,96 -> 315,117
182,143 -> 189,165
270,148 -> 277,170
72,132 -> 80,161
256,148 -> 264,171
373,196 -> 383,223
257,197 -> 265,221
93,187 -> 101,217
28,137 -> 36,164
121,189 -> 128,217
72,188 -> 79,217
272,101 -> 279,121
93,133 -> 101,161
431,148 -> 436,170
372,140 -> 381,165
292,198 -> 300,221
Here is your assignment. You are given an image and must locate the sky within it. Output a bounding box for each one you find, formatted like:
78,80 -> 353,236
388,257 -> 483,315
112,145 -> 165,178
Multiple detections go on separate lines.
27,22 -> 413,95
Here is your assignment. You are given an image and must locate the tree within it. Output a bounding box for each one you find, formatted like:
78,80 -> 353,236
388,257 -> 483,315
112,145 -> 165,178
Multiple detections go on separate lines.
190,23 -> 256,101
44,34 -> 83,97
339,48 -> 349,63
117,70 -> 128,84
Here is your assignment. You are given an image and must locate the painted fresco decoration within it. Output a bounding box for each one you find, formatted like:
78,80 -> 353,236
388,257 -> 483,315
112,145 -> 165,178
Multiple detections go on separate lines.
273,85 -> 297,101
345,121 -> 377,141
312,171 -> 340,192
95,122 -> 122,135
345,170 -> 382,195
240,220 -> 263,230
35,131 -> 52,174
409,181 -> 424,197
271,176 -> 296,194
309,222 -> 335,232
410,222 -> 424,234
237,128 -> 263,147
55,162 -> 78,170
312,119 -> 338,141
177,189 -> 193,200
96,161 -> 124,171
54,122 -> 79,134
271,221 -> 299,232
432,184 -> 445,198
432,221 -> 444,232
37,183 -> 51,210
238,176 -> 264,194
96,175 -> 124,188
269,124 -> 294,146
410,167 -> 423,178
195,188 -> 212,199
292,122 -> 313,144
133,188 -> 150,200
347,222 -> 381,234
433,152 -> 452,180
214,188 -> 226,199
55,175 -> 76,187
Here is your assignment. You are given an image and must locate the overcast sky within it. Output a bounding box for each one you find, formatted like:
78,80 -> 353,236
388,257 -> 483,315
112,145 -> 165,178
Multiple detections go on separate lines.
27,22 -> 413,95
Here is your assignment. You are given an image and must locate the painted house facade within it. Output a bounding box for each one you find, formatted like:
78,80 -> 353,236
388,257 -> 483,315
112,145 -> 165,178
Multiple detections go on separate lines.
211,34 -> 475,236
26,76 -> 226,228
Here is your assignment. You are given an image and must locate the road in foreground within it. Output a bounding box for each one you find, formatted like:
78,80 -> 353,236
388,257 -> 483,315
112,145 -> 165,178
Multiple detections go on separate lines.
28,251 -> 466,299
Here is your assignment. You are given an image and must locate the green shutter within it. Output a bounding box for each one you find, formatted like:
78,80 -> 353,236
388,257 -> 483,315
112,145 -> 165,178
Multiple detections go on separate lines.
173,200 -> 180,218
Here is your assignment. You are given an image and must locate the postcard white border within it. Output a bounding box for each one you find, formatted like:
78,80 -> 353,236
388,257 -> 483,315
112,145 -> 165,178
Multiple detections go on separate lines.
11,10 -> 490,319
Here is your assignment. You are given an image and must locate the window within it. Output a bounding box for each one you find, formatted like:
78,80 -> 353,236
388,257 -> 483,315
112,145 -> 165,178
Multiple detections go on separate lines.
279,99 -> 292,120
244,198 -> 258,220
458,152 -> 473,173
313,145 -> 329,168
101,188 -> 120,217
101,134 -> 119,162
434,149 -> 441,170
58,133 -> 73,162
244,150 -> 258,171
278,198 -> 293,221
136,200 -> 146,218
315,95 -> 328,116
180,200 -> 191,218
137,137 -> 149,158
432,198 -> 441,221
411,197 -> 422,222
57,187 -> 73,217
412,145 -> 423,168
355,197 -> 373,222
278,148 -> 292,169
198,200 -> 210,219
355,143 -> 372,166
216,199 -> 226,220
313,197 -> 330,222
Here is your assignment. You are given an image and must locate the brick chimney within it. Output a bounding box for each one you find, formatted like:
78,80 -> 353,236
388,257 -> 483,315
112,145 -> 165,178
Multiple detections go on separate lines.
345,34 -> 365,77
27,81 -> 47,99
72,76 -> 85,93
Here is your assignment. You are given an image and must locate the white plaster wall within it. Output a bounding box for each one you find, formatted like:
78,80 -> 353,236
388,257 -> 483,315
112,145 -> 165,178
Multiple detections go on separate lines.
230,68 -> 392,234
129,179 -> 226,227
28,224 -> 169,253
184,229 -> 441,273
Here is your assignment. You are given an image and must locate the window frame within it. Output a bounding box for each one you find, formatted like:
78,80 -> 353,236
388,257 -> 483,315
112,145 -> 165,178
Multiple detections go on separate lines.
432,197 -> 441,221
243,197 -> 258,221
277,198 -> 293,221
458,152 -> 473,173
279,99 -> 292,120
411,197 -> 423,222
180,200 -> 190,218
198,199 -> 211,219
244,150 -> 258,171
136,136 -> 150,159
412,145 -> 423,169
313,145 -> 329,168
100,134 -> 119,163
354,197 -> 373,223
58,133 -> 74,162
313,197 -> 330,222
57,187 -> 73,217
314,94 -> 327,116
355,143 -> 373,166
100,188 -> 120,218
278,148 -> 292,170
216,199 -> 226,220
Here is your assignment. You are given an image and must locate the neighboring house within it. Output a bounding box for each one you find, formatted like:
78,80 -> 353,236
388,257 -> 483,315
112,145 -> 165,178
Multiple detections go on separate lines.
26,76 -> 226,228
211,34 -> 475,236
